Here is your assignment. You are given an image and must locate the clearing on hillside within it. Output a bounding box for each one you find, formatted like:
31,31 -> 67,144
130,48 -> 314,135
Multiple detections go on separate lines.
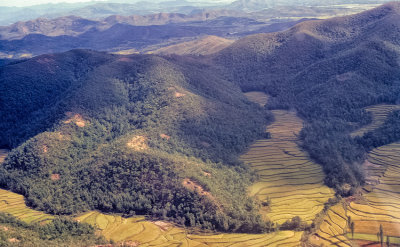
242,92 -> 335,225
244,91 -> 269,107
351,104 -> 400,137
0,149 -> 8,163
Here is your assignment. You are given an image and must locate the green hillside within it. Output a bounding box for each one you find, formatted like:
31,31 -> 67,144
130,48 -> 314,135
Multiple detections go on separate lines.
215,2 -> 400,194
0,50 -> 271,232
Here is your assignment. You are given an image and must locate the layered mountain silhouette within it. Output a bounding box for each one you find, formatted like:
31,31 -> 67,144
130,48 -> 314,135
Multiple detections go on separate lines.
1,1 -> 400,234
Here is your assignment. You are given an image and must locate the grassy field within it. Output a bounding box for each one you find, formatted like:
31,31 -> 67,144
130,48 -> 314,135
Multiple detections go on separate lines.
242,92 -> 335,225
347,142 -> 400,242
351,104 -> 400,137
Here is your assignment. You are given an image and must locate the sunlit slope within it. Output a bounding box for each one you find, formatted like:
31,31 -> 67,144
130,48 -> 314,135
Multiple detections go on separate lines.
0,189 -> 54,224
347,142 -> 400,241
0,149 -> 8,163
244,91 -> 269,107
309,203 -> 351,247
351,104 -> 400,137
78,211 -> 302,246
0,188 -> 302,246
242,92 -> 334,225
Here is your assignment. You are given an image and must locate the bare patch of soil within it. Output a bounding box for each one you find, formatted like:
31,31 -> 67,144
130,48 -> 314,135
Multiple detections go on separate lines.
8,238 -> 20,243
153,221 -> 171,231
127,136 -> 149,151
160,133 -> 171,140
203,171 -> 211,177
64,112 -> 86,127
51,174 -> 60,181
182,178 -> 219,208
174,92 -> 186,98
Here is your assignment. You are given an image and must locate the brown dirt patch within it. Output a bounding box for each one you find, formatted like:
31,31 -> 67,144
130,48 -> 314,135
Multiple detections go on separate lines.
160,133 -> 171,140
119,241 -> 140,247
117,57 -> 134,62
174,92 -> 186,98
153,221 -> 171,231
127,136 -> 149,151
64,112 -> 86,127
182,178 -> 219,208
1,226 -> 8,231
8,238 -> 19,243
203,171 -> 211,177
51,174 -> 60,181
42,145 -> 48,153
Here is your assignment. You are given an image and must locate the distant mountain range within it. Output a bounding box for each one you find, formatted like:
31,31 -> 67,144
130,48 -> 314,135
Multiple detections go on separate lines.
0,12 -> 314,58
0,0 -> 392,58
0,0 -> 226,26
0,0 -> 393,26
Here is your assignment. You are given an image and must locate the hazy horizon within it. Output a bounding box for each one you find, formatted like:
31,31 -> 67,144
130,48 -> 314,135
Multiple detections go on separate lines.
0,0 -> 234,7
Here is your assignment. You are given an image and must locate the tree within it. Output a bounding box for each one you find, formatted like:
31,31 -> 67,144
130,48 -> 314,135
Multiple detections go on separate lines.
386,235 -> 390,247
350,222 -> 355,238
378,224 -> 384,247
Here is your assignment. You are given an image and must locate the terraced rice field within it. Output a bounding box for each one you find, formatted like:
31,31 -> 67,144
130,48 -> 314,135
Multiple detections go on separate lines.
242,92 -> 335,225
0,188 -> 302,246
347,142 -> 400,242
0,149 -> 8,163
351,104 -> 400,137
309,203 -> 351,247
0,189 -> 54,224
77,211 -> 302,246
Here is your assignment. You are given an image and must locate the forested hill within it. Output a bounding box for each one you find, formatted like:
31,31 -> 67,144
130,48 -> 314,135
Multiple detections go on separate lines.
215,2 -> 400,194
0,49 -> 271,232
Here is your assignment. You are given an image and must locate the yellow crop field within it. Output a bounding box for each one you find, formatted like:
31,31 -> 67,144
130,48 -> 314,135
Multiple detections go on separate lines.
0,189 -> 54,224
0,189 -> 303,246
78,211 -> 303,246
241,108 -> 335,225
309,203 -> 351,247
347,142 -> 400,242
351,104 -> 400,137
